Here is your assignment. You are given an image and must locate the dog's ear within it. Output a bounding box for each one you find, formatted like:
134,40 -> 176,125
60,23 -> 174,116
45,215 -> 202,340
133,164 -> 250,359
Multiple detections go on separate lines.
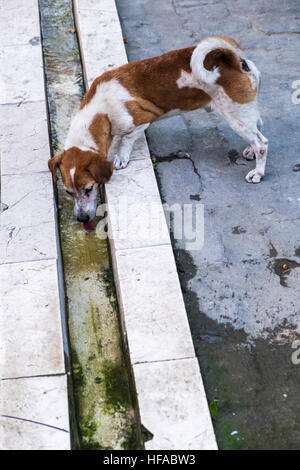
88,158 -> 114,183
48,153 -> 63,182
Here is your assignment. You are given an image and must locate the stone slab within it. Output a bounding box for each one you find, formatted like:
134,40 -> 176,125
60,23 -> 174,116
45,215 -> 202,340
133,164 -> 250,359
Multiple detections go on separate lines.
0,417 -> 70,450
0,259 -> 65,378
0,0 -> 41,47
0,101 -> 50,175
0,44 -> 45,105
77,0 -> 120,11
74,0 -> 127,86
133,358 -> 217,450
104,158 -> 170,251
1,375 -> 69,431
114,244 -> 195,364
0,172 -> 57,264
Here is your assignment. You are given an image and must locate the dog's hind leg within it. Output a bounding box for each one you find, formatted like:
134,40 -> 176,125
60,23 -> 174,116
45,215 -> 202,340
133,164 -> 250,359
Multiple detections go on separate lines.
212,101 -> 268,183
227,119 -> 268,183
242,117 -> 264,161
228,119 -> 268,183
113,124 -> 150,170
243,146 -> 255,161
244,129 -> 268,183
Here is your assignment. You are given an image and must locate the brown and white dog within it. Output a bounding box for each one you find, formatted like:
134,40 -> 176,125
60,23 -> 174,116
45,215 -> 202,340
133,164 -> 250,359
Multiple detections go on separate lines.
48,36 -> 268,224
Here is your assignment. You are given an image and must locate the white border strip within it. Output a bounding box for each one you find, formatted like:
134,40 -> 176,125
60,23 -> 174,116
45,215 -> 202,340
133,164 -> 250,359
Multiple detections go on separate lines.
74,0 -> 217,450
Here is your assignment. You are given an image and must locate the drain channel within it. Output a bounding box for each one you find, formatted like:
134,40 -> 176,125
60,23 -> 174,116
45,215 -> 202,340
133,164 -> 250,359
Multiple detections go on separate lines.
39,0 -> 140,449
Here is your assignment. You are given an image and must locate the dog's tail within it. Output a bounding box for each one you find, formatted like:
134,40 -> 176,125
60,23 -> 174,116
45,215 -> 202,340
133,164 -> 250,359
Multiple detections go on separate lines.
191,36 -> 243,85
191,36 -> 259,103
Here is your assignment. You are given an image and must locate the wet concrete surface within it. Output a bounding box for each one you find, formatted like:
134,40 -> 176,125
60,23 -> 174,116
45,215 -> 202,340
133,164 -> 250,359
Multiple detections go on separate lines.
116,0 -> 300,449
39,0 -> 139,449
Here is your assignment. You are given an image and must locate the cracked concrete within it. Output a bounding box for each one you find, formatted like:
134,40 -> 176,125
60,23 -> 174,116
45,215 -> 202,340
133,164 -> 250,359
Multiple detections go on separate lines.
116,0 -> 300,449
2,416 -> 69,433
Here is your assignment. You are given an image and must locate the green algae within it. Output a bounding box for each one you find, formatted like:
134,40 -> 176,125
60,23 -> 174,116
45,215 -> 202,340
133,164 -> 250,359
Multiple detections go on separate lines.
71,348 -> 86,391
39,0 -> 140,449
101,361 -> 131,415
121,423 -> 140,450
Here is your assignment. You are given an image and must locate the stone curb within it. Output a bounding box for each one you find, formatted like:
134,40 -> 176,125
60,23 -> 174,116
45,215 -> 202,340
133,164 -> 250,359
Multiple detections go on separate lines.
74,0 -> 217,450
0,0 -> 70,450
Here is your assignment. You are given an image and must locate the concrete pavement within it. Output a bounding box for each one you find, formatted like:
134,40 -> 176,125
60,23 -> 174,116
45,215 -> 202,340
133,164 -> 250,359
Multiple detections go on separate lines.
116,0 -> 300,449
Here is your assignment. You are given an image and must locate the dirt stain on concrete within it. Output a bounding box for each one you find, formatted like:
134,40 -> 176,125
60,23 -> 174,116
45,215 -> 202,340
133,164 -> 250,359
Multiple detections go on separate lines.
269,258 -> 300,287
174,247 -> 300,450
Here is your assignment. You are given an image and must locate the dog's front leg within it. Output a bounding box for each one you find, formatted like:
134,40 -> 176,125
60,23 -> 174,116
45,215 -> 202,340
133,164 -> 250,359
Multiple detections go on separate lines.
114,124 -> 149,170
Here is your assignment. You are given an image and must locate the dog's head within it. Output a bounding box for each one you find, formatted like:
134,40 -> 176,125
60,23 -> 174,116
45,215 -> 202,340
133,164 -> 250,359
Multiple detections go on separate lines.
48,146 -> 113,222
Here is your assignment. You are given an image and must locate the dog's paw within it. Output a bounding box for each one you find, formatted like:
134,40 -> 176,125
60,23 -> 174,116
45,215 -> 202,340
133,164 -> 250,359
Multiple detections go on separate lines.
114,154 -> 129,170
245,169 -> 263,184
243,146 -> 255,161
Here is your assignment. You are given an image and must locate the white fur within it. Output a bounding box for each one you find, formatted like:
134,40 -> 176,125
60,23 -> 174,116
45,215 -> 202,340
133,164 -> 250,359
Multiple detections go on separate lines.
244,58 -> 261,91
65,79 -> 135,151
209,88 -> 268,182
114,124 -> 150,169
108,135 -> 122,162
190,37 -> 240,85
70,167 -> 76,183
176,69 -> 200,89
74,184 -> 99,221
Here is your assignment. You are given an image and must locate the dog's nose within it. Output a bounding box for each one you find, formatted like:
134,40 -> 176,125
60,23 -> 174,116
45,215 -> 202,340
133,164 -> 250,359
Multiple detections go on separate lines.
77,214 -> 89,223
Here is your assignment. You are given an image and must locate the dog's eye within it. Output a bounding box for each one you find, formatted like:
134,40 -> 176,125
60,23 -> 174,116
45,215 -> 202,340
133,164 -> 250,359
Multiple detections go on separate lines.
85,185 -> 93,196
241,58 -> 250,72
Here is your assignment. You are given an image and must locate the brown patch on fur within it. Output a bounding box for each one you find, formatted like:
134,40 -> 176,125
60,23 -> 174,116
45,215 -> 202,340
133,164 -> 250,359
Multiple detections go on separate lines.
204,48 -> 242,73
218,66 -> 257,103
216,36 -> 241,49
87,157 -> 113,184
125,98 -> 163,126
88,113 -> 112,156
80,46 -> 211,114
48,153 -> 63,182
48,147 -> 113,189
204,47 -> 257,104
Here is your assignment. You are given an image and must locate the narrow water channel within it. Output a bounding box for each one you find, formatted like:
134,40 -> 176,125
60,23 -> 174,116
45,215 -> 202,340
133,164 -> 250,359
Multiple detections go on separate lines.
39,0 -> 140,449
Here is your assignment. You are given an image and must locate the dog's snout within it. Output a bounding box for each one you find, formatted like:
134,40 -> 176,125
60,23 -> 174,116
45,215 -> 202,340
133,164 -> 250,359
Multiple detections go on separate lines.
77,214 -> 89,223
